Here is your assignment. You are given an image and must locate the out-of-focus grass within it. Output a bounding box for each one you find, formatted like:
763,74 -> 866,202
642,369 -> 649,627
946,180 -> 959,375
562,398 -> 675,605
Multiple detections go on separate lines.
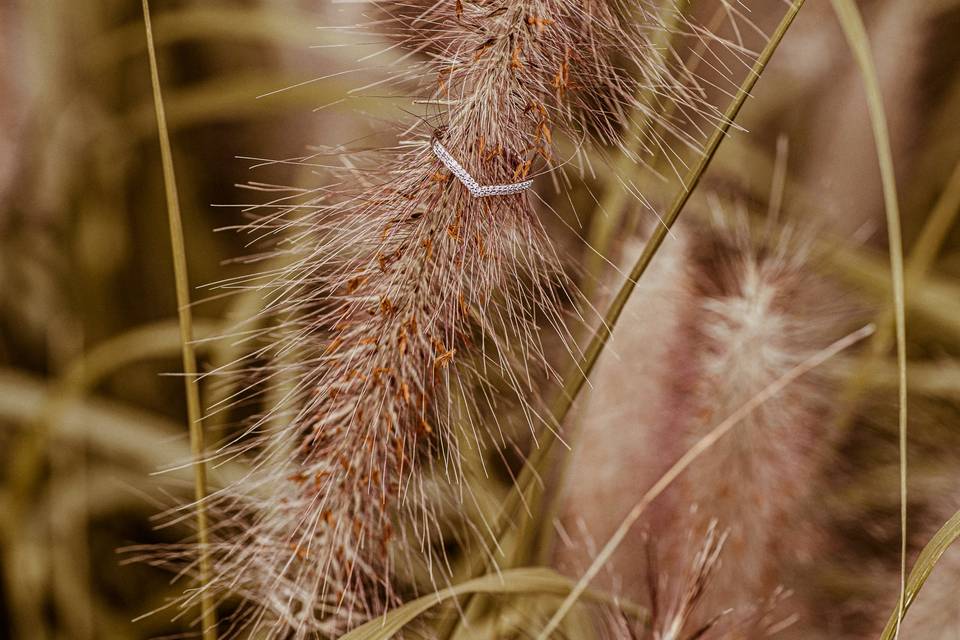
829,0 -> 909,632
0,1 -> 336,637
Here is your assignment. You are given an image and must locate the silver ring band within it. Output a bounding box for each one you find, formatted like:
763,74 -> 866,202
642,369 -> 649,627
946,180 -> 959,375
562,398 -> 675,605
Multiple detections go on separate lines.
432,140 -> 533,197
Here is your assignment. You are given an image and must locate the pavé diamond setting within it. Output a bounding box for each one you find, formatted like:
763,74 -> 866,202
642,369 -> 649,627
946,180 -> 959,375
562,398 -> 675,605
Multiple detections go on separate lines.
432,140 -> 534,198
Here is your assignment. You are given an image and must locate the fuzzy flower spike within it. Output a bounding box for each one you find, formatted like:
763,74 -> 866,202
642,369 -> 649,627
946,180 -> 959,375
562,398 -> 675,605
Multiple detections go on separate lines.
148,0 -> 725,637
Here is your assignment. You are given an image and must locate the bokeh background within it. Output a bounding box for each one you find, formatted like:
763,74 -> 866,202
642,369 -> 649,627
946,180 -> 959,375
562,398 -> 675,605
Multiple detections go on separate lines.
0,0 -> 959,638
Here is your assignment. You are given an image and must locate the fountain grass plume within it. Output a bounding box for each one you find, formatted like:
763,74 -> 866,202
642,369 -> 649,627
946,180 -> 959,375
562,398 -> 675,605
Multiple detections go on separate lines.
141,0 -> 735,637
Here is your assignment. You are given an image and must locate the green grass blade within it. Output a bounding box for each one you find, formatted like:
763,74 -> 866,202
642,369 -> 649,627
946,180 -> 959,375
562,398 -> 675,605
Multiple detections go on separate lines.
141,1 -> 217,637
828,2 -> 909,636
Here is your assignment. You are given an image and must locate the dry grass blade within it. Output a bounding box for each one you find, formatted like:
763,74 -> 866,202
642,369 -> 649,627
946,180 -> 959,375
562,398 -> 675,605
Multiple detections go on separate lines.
88,6 -> 322,68
828,2 -> 909,636
0,369 -> 246,484
534,324 -> 876,639
905,160 -> 960,281
141,1 -> 217,637
339,568 -> 647,640
61,319 -> 219,388
879,508 -> 960,639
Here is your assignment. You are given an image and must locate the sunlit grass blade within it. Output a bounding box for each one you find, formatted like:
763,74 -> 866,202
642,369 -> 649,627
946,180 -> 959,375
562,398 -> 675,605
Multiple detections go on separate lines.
141,1 -> 217,637
828,2 -> 909,636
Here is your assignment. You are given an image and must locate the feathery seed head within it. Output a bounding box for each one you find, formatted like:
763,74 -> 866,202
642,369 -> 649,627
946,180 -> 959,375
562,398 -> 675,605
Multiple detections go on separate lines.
147,1 -> 739,635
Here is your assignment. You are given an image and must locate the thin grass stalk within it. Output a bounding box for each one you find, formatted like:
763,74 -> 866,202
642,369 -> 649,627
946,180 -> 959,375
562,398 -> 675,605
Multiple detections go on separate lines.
583,1 -> 732,257
534,324 -> 875,640
141,1 -> 217,637
828,3 -> 909,636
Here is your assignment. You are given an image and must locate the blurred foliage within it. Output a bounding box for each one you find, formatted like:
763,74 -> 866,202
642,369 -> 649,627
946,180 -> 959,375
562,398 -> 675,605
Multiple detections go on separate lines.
0,0 -> 959,638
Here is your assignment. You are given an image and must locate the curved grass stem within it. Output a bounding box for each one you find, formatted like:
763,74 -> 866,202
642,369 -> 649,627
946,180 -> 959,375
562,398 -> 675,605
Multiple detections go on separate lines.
828,2 -> 909,637
141,2 -> 217,637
